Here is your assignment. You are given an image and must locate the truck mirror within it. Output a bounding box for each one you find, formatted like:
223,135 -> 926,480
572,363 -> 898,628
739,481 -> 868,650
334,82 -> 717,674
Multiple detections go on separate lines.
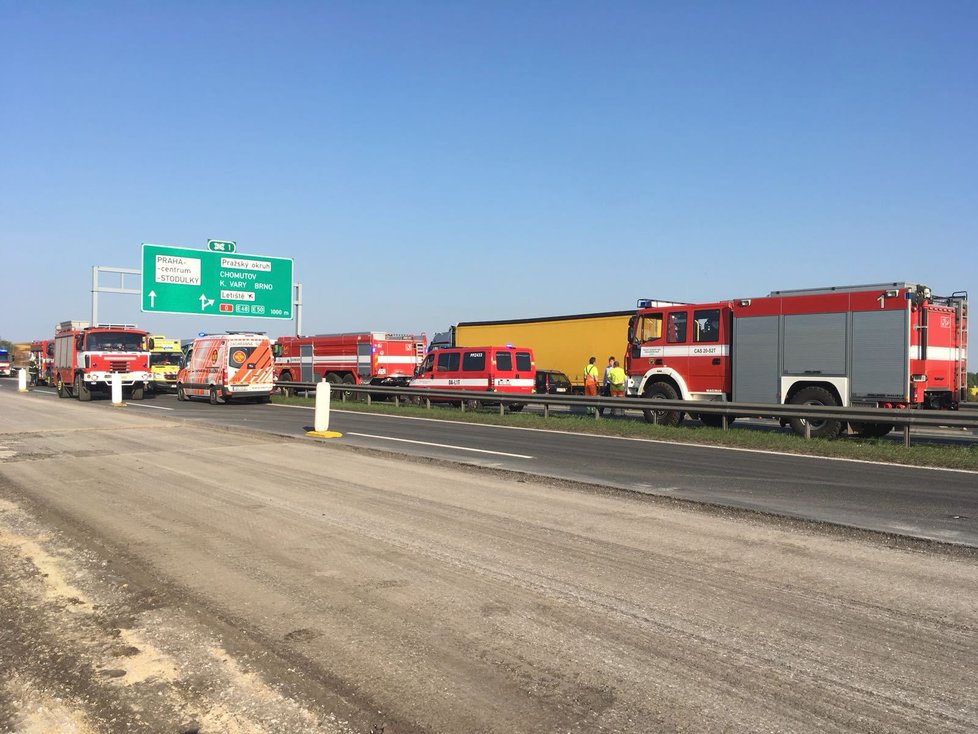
271,344 -> 281,358
75,335 -> 83,350
148,338 -> 155,350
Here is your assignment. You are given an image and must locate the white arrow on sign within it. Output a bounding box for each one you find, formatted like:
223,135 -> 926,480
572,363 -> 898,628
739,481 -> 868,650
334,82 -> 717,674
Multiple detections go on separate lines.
148,290 -> 157,307
199,294 -> 215,311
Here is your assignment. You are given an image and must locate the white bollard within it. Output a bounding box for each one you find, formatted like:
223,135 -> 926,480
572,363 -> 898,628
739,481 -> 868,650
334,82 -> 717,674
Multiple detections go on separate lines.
111,373 -> 124,406
18,368 -> 28,392
306,379 -> 342,438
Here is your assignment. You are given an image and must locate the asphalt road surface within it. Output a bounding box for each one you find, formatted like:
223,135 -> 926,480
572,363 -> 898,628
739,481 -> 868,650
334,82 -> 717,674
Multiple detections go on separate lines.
8,381 -> 976,547
1,388 -> 977,733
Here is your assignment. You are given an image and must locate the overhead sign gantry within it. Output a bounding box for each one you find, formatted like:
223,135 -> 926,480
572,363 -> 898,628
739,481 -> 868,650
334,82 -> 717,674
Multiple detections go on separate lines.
140,243 -> 293,319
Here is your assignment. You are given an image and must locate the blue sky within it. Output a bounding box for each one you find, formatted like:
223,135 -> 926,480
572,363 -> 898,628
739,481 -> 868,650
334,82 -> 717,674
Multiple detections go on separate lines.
1,2 -> 975,363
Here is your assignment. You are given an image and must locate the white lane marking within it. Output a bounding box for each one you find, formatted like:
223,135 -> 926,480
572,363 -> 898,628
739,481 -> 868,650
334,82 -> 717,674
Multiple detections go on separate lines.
268,403 -> 978,475
125,403 -> 175,411
347,432 -> 533,459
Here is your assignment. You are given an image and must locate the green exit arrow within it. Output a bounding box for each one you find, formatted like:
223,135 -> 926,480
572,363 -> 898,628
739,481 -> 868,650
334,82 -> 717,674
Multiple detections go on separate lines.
207,239 -> 237,253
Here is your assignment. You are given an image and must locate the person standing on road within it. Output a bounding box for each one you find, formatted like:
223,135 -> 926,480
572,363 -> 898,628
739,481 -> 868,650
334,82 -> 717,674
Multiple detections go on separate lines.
607,360 -> 626,416
583,356 -> 600,415
602,356 -> 615,397
608,360 -> 626,398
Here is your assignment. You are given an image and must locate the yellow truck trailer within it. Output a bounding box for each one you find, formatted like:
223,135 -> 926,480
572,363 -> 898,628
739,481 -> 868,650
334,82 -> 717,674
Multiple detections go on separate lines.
147,335 -> 183,392
453,311 -> 636,393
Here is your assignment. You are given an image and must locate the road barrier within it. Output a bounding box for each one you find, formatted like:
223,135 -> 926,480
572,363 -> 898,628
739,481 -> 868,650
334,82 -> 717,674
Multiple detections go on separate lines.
275,382 -> 978,447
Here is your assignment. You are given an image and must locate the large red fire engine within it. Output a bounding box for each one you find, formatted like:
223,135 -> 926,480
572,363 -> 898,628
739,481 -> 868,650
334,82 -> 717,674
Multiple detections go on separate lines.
272,331 -> 427,390
29,339 -> 55,386
625,282 -> 968,438
53,321 -> 152,401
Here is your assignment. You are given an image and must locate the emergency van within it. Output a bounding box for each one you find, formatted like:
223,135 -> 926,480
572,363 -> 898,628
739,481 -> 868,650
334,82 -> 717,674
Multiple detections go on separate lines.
410,345 -> 535,409
177,332 -> 274,404
147,335 -> 183,393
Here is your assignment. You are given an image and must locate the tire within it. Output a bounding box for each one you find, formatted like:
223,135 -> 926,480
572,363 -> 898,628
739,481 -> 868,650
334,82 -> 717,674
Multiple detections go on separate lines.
177,385 -> 187,401
256,394 -> 271,404
788,386 -> 843,439
75,374 -> 91,402
851,422 -> 894,439
277,371 -> 293,397
341,373 -> 361,402
698,413 -> 732,429
209,386 -> 221,405
508,403 -> 525,413
642,381 -> 684,427
131,385 -> 145,401
57,377 -> 70,399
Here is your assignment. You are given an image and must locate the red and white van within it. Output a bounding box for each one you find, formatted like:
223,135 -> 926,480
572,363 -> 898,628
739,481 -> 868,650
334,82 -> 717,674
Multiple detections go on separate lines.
177,332 -> 274,404
410,346 -> 535,409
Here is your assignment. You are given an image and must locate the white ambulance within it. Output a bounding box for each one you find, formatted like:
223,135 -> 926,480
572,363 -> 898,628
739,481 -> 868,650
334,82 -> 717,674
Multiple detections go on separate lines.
176,332 -> 274,404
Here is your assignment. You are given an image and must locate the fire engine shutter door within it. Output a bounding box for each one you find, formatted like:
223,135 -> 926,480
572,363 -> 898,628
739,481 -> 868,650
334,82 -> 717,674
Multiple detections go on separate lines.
356,343 -> 371,378
732,315 -> 780,403
300,345 -> 314,382
850,309 -> 908,400
783,313 -> 847,375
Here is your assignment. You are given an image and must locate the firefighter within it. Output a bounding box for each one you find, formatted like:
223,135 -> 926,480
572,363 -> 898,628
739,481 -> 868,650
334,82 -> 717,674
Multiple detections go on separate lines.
584,356 -> 600,415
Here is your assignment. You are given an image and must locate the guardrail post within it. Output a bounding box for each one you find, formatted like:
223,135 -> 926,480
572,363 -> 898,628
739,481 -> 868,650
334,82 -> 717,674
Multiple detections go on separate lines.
804,420 -> 811,440
722,415 -> 729,431
904,425 -> 911,448
499,403 -> 505,416
543,403 -> 550,419
425,397 -> 431,409
460,400 -> 466,413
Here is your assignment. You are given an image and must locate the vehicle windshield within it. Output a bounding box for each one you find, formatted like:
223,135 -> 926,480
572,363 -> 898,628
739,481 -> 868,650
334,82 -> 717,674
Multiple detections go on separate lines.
550,372 -> 571,388
86,332 -> 145,352
0,349 -> 9,361
150,352 -> 182,367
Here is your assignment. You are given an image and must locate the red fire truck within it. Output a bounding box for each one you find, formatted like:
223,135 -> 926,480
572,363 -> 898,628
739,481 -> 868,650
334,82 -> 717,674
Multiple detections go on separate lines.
272,331 -> 426,390
53,321 -> 152,401
29,339 -> 55,386
625,282 -> 968,438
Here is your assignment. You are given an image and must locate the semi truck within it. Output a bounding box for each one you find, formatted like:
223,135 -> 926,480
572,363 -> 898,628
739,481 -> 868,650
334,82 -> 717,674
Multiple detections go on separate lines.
450,308 -> 675,393
624,282 -> 968,438
52,321 -> 151,401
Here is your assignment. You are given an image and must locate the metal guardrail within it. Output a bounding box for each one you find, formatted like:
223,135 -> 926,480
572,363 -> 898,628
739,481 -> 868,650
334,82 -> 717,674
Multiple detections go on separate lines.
277,382 -> 978,447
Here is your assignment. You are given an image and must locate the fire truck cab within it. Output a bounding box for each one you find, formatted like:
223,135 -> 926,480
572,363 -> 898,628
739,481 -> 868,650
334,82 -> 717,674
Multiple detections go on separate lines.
53,321 -> 151,401
625,283 -> 968,438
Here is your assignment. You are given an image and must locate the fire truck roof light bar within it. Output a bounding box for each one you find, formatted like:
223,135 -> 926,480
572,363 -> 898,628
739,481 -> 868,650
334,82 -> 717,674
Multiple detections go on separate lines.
93,323 -> 139,330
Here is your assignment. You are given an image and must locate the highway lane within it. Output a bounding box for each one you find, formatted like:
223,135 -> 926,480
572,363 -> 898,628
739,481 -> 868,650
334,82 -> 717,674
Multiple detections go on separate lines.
7,380 -> 978,546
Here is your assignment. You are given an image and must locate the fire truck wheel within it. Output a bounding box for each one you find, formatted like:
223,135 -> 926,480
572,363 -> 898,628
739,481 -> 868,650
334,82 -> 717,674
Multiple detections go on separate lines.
57,377 -> 70,399
851,422 -> 894,439
177,385 -> 187,401
277,371 -> 294,397
788,386 -> 843,439
698,413 -> 732,429
74,374 -> 92,402
508,403 -> 525,412
130,386 -> 145,401
642,382 -> 684,427
209,387 -> 221,405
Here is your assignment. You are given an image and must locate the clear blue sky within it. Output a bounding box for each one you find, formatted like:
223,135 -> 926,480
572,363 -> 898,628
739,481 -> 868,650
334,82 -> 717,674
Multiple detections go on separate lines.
1,2 -> 975,363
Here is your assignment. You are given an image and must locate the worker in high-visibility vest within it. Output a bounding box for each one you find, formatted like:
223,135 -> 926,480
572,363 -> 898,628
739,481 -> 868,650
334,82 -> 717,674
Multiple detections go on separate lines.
583,356 -> 600,415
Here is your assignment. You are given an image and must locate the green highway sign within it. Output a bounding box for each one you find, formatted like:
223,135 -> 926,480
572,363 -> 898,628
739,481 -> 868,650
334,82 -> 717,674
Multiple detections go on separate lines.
141,243 -> 294,319
207,239 -> 236,253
